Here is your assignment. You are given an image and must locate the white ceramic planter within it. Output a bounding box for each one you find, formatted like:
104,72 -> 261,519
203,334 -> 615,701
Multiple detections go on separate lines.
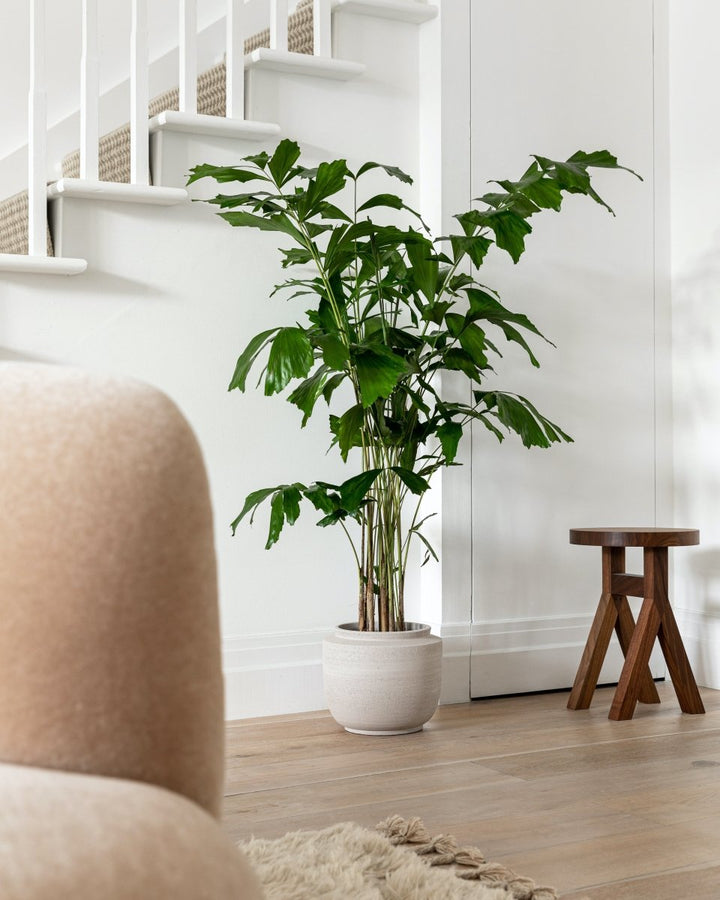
322,622 -> 442,735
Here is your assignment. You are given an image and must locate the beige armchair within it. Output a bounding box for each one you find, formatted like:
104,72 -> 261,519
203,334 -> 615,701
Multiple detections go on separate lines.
0,363 -> 262,899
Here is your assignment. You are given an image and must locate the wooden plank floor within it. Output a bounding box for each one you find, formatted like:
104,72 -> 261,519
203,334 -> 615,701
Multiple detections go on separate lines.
223,683 -> 720,899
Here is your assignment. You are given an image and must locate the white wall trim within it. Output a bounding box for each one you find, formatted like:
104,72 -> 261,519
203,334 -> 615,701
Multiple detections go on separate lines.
224,627 -> 328,669
222,610 -> 667,719
223,622 -> 473,720
470,612 -> 665,699
653,0 -> 673,526
223,628 -> 327,720
674,607 -> 720,690
424,620 -> 472,705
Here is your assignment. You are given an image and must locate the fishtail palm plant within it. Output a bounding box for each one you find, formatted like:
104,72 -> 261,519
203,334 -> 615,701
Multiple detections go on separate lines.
190,141 -> 637,632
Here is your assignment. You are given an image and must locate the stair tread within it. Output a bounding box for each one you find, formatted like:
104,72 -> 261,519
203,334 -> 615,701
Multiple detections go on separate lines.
148,111 -> 280,138
245,48 -> 365,79
0,253 -> 86,275
47,181 -> 188,205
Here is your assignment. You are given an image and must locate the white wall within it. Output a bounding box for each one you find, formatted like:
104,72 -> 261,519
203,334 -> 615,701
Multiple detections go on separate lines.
669,0 -> 720,688
466,0 -> 670,696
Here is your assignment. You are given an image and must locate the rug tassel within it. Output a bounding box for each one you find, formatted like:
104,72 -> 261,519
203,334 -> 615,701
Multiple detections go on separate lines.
378,815 -> 431,845
375,816 -> 558,900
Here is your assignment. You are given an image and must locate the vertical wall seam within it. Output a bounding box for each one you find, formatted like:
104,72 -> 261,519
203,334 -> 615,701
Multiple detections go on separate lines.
467,0 -> 474,699
652,0 -> 658,527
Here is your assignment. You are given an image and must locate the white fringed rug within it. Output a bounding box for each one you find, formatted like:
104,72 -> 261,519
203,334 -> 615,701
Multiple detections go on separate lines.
240,815 -> 557,900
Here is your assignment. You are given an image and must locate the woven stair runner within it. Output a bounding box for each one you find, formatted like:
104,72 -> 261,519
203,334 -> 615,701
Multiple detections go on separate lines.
0,0 -> 312,257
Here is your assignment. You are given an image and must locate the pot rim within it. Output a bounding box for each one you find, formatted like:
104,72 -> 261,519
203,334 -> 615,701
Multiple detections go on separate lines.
334,622 -> 435,639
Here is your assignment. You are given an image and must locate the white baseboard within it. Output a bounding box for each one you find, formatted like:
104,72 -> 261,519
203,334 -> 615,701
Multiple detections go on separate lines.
432,622 -> 472,705
674,607 -> 720,690
469,613 -> 665,698
222,611 -> 670,721
223,629 -> 328,720
222,622 -> 474,720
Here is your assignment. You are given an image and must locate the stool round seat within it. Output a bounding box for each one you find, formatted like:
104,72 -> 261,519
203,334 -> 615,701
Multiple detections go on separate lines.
570,527 -> 699,548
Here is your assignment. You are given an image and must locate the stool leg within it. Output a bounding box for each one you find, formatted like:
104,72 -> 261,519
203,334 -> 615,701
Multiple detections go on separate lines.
655,592 -> 705,715
613,595 -> 661,704
609,593 -> 661,720
567,590 -> 617,710
568,548 -> 624,710
610,547 -> 670,720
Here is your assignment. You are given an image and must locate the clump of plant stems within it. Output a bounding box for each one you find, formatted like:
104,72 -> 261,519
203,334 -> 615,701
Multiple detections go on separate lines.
190,141 -> 638,632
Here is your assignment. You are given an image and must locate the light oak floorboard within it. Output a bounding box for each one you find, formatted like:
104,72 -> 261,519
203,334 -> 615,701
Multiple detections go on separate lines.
223,684 -> 720,898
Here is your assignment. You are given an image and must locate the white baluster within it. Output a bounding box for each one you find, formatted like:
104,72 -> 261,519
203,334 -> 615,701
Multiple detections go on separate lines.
313,0 -> 331,58
130,0 -> 149,185
179,0 -> 197,113
226,0 -> 245,119
28,0 -> 47,256
80,0 -> 99,180
270,0 -> 288,52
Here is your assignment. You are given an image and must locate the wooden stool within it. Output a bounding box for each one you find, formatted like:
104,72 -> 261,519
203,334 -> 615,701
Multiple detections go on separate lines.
568,527 -> 705,720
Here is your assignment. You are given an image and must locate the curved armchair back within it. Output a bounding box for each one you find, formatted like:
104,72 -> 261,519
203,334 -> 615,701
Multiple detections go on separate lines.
0,364 -> 224,817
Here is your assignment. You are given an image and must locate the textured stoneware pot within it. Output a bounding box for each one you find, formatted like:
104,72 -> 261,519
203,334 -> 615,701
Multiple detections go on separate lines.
322,623 -> 443,735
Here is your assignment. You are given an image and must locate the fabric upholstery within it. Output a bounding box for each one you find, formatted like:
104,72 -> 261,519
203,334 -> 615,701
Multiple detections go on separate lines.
0,363 -> 263,898
0,363 -> 223,813
0,763 -> 263,900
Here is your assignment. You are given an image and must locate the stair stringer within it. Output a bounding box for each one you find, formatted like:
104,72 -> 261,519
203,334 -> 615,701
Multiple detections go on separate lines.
1,9 -> 442,719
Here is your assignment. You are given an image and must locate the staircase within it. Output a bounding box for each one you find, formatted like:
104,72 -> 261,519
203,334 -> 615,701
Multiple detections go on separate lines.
0,0 -> 439,720
0,0 -> 435,275
0,0 -> 316,260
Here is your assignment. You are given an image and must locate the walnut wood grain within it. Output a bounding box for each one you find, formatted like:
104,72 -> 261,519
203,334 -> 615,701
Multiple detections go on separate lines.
608,548 -> 703,720
567,590 -> 617,710
610,595 -> 664,720
613,594 -> 661,705
653,569 -> 705,715
610,573 -> 645,597
570,527 -> 699,548
568,547 -> 658,710
570,532 -> 703,721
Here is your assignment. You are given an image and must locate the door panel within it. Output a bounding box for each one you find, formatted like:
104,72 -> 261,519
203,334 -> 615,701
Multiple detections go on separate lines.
468,0 -> 665,695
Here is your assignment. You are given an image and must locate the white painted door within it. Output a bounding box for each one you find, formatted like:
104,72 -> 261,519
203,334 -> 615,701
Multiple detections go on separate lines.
468,0 -> 668,696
